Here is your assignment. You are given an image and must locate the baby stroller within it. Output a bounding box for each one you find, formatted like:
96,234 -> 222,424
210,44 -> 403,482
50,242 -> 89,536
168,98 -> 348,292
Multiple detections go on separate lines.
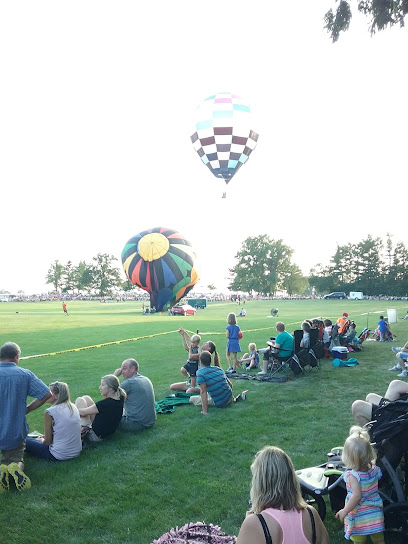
296,400 -> 408,542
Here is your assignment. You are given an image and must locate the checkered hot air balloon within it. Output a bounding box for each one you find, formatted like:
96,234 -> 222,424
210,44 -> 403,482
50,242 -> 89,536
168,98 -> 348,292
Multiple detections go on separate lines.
191,92 -> 259,190
121,228 -> 199,312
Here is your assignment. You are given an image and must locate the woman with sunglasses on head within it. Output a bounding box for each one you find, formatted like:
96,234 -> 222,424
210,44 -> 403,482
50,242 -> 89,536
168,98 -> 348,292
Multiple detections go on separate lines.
25,381 -> 82,461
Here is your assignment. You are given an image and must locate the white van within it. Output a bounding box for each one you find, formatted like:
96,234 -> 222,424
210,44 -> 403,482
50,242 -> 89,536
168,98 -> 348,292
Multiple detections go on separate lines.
349,292 -> 364,300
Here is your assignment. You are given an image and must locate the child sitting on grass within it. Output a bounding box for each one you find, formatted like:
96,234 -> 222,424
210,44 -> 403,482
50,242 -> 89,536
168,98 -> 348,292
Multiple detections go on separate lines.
240,343 -> 259,370
178,328 -> 201,389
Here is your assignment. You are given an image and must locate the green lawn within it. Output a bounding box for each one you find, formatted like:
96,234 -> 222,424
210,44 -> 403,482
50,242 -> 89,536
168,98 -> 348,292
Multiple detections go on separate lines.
1,299 -> 407,544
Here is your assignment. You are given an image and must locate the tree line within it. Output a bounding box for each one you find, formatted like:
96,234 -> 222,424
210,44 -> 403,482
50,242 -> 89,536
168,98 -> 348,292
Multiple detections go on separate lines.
46,254 -> 129,297
309,234 -> 408,296
228,234 -> 408,297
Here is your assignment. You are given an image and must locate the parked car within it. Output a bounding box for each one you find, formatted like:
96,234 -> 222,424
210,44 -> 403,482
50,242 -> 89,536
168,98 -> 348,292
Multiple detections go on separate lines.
170,304 -> 197,316
324,292 -> 348,300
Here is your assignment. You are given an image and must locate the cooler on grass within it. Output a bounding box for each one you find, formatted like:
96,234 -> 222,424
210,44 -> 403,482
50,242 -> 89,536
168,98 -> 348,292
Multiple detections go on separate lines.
331,346 -> 348,360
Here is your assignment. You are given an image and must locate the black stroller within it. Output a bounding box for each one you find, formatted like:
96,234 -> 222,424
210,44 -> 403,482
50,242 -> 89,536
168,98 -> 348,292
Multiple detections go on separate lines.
296,400 -> 408,542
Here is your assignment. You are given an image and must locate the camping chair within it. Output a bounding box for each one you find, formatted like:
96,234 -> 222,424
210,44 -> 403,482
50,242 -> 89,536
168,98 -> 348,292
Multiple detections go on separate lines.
294,329 -> 319,371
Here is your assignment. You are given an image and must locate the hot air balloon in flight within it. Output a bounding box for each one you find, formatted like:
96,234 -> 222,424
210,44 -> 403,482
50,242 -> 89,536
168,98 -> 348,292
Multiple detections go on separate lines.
121,227 -> 199,312
191,92 -> 259,194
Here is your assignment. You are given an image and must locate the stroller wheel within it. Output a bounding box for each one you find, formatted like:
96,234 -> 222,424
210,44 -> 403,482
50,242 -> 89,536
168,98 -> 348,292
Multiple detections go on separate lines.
384,501 -> 408,543
300,488 -> 326,521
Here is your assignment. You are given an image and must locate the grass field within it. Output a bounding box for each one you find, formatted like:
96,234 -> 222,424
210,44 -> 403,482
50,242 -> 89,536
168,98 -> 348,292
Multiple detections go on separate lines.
1,299 -> 408,544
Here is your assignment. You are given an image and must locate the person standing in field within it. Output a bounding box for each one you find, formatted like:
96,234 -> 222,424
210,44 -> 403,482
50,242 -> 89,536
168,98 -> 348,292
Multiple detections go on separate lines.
226,312 -> 241,373
62,302 -> 69,316
0,342 -> 52,492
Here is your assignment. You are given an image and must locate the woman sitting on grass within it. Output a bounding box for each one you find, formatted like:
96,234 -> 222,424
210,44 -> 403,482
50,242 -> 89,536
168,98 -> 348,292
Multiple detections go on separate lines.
25,381 -> 82,461
237,446 -> 329,544
75,375 -> 126,442
170,340 -> 221,393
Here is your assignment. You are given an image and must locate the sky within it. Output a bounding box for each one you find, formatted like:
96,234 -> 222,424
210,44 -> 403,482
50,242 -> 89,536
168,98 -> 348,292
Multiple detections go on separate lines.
1,1 -> 407,295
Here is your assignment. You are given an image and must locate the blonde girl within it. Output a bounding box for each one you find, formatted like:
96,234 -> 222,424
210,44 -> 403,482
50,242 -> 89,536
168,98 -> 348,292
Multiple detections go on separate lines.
237,446 -> 329,544
25,381 -> 82,460
226,312 -> 241,373
336,426 -> 384,543
76,374 -> 127,442
240,343 -> 259,369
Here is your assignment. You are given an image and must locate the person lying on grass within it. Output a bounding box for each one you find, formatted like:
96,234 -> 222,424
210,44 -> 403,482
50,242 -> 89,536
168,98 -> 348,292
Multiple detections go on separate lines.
75,375 -> 126,442
189,351 -> 233,415
25,381 -> 82,461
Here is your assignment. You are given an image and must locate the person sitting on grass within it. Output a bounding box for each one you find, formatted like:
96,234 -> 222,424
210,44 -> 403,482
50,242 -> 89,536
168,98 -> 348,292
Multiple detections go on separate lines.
170,340 -> 221,393
0,341 -> 52,493
388,340 -> 408,377
258,322 -> 294,376
25,381 -> 82,461
75,375 -> 126,442
236,446 -> 329,544
178,328 -> 201,390
113,359 -> 156,432
240,343 -> 259,370
226,312 -> 241,373
189,351 -> 233,415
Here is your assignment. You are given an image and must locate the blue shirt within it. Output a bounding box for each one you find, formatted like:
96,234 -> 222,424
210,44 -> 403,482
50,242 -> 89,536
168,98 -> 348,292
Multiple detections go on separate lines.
196,366 -> 232,407
0,363 -> 50,450
378,320 -> 387,332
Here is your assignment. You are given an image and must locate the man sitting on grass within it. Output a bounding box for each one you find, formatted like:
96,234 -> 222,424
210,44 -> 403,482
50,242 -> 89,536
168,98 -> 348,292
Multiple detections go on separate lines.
113,358 -> 156,432
189,351 -> 233,415
0,342 -> 51,492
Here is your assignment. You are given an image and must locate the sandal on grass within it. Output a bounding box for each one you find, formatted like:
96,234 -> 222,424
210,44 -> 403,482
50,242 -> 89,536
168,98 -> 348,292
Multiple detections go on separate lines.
8,463 -> 31,492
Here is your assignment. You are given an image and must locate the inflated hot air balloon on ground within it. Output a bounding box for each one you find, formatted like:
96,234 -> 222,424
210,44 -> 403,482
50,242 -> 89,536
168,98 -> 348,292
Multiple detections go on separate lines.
191,92 -> 259,195
121,227 -> 199,311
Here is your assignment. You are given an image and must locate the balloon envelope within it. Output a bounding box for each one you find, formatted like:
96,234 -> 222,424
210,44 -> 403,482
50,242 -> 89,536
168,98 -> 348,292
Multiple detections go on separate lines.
191,92 -> 259,185
122,227 -> 199,311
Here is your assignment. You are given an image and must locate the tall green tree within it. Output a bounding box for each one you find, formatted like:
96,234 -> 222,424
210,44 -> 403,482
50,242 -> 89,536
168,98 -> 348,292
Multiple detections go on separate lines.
74,261 -> 94,293
324,0 -> 408,41
309,263 -> 335,295
354,235 -> 383,293
228,235 -> 293,296
91,253 -> 122,296
281,263 -> 308,296
46,260 -> 65,293
62,261 -> 77,293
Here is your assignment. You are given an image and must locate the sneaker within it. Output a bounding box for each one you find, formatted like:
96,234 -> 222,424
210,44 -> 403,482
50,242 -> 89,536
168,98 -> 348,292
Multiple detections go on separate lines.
229,369 -> 236,374
392,347 -> 402,354
0,465 -> 9,492
226,367 -> 233,373
389,365 -> 402,371
398,370 -> 408,378
258,370 -> 267,375
234,394 -> 242,402
8,463 -> 31,492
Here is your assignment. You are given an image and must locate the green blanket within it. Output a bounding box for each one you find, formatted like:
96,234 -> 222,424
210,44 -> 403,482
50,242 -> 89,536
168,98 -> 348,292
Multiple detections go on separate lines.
155,392 -> 197,414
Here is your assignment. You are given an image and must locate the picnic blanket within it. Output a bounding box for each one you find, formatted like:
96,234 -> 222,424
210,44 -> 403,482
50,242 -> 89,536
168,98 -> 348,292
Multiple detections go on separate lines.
155,392 -> 197,414
227,372 -> 291,383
